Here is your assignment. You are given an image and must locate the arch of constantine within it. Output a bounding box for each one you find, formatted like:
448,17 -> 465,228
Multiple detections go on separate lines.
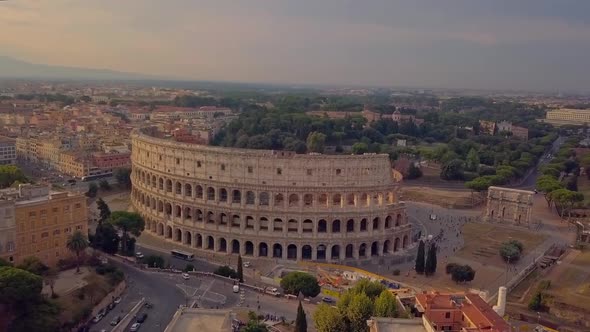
130,127 -> 411,262
483,186 -> 534,227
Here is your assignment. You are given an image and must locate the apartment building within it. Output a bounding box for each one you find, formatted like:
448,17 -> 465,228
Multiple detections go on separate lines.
0,200 -> 16,263
0,184 -> 88,267
0,136 -> 16,165
545,108 -> 590,126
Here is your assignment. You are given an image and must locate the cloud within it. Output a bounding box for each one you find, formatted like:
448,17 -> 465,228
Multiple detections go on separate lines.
0,0 -> 589,90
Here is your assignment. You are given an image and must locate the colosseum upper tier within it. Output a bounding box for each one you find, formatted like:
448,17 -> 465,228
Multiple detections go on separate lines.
130,128 -> 411,262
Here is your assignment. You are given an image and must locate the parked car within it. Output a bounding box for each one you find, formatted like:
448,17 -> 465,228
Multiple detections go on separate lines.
108,302 -> 116,310
182,273 -> 190,280
136,313 -> 148,323
110,316 -> 121,326
130,323 -> 141,331
243,261 -> 251,268
92,313 -> 103,323
135,252 -> 144,259
322,297 -> 335,303
114,297 -> 122,304
144,302 -> 153,309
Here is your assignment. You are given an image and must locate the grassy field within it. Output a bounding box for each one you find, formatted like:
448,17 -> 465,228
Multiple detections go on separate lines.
400,187 -> 481,209
457,223 -> 547,269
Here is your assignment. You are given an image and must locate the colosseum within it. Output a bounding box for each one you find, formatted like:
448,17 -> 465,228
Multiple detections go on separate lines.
130,127 -> 411,262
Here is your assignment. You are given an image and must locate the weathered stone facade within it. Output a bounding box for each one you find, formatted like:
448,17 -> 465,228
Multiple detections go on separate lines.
483,186 -> 534,226
130,128 -> 411,262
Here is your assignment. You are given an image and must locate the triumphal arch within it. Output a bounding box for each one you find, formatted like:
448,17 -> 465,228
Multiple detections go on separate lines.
483,186 -> 534,227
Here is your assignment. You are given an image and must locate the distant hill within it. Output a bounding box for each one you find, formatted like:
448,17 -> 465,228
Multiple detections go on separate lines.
0,56 -> 160,81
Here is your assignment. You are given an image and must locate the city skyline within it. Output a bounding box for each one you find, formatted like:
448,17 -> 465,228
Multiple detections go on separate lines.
2,0 -> 590,92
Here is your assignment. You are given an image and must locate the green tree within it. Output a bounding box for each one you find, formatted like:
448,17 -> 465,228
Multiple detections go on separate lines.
213,265 -> 238,279
346,292 -> 374,332
465,148 -> 480,172
295,300 -> 308,332
425,243 -> 437,276
415,240 -> 425,274
280,271 -> 321,298
96,198 -> 111,223
243,311 -> 269,332
67,230 -> 89,273
528,291 -> 542,311
406,163 -> 423,179
313,304 -> 346,332
142,255 -> 165,268
99,179 -> 111,191
450,265 -> 476,283
549,188 -> 584,218
0,257 -> 11,267
536,175 -> 564,207
237,255 -> 244,283
350,279 -> 386,299
306,131 -> 326,153
374,290 -> 397,317
109,211 -> 145,256
499,240 -> 523,263
16,256 -> 48,276
87,182 -> 98,197
440,159 -> 465,181
465,176 -> 492,192
92,222 -> 119,254
0,165 -> 28,189
114,168 -> 132,189
351,142 -> 369,155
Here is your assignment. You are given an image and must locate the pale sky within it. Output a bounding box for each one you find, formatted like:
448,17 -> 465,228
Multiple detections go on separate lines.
2,0 -> 590,91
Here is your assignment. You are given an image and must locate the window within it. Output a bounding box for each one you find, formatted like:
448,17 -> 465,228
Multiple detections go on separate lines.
53,229 -> 61,235
40,209 -> 47,215
445,312 -> 451,319
197,161 -> 202,167
64,205 -> 70,212
41,232 -> 48,238
277,168 -> 282,175
176,158 -> 180,164
306,169 -> 312,176
247,166 -> 253,173
52,207 -> 59,213
74,203 -> 81,209
335,169 -> 341,175
29,211 -> 37,217
159,155 -> 162,161
76,225 -> 82,230
221,164 -> 225,171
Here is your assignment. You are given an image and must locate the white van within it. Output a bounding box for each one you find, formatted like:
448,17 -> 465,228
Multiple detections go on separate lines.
233,285 -> 239,293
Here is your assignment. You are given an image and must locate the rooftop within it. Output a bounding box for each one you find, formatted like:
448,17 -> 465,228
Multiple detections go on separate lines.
164,308 -> 233,332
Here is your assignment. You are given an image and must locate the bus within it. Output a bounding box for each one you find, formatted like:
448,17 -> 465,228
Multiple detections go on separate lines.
171,249 -> 194,261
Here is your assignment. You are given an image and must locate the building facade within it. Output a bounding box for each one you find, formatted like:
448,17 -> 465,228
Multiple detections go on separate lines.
545,108 -> 590,126
483,187 -> 534,227
0,136 -> 16,165
0,184 -> 88,267
0,200 -> 16,263
130,128 -> 411,262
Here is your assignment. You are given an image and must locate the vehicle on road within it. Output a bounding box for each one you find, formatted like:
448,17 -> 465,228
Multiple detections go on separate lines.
108,302 -> 116,310
114,297 -> 121,304
322,297 -> 335,303
81,172 -> 112,182
171,249 -> 194,261
130,322 -> 141,331
243,261 -> 251,268
144,302 -> 153,309
233,284 -> 240,293
135,252 -> 144,259
110,316 -> 121,326
181,273 -> 190,280
136,313 -> 148,323
92,313 -> 104,323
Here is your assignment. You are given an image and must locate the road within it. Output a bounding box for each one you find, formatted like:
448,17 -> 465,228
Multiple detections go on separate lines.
89,257 -> 312,332
90,259 -> 186,332
514,135 -> 565,189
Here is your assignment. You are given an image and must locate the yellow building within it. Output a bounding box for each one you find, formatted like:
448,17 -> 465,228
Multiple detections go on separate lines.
0,200 -> 16,263
59,151 -> 91,178
0,184 -> 88,267
545,108 -> 590,126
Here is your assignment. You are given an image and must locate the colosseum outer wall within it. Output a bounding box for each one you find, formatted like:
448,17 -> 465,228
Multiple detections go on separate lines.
130,129 -> 412,262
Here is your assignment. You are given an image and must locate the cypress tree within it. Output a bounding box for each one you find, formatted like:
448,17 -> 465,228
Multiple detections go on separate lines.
425,243 -> 437,276
415,240 -> 425,274
237,255 -> 244,283
295,300 -> 308,332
